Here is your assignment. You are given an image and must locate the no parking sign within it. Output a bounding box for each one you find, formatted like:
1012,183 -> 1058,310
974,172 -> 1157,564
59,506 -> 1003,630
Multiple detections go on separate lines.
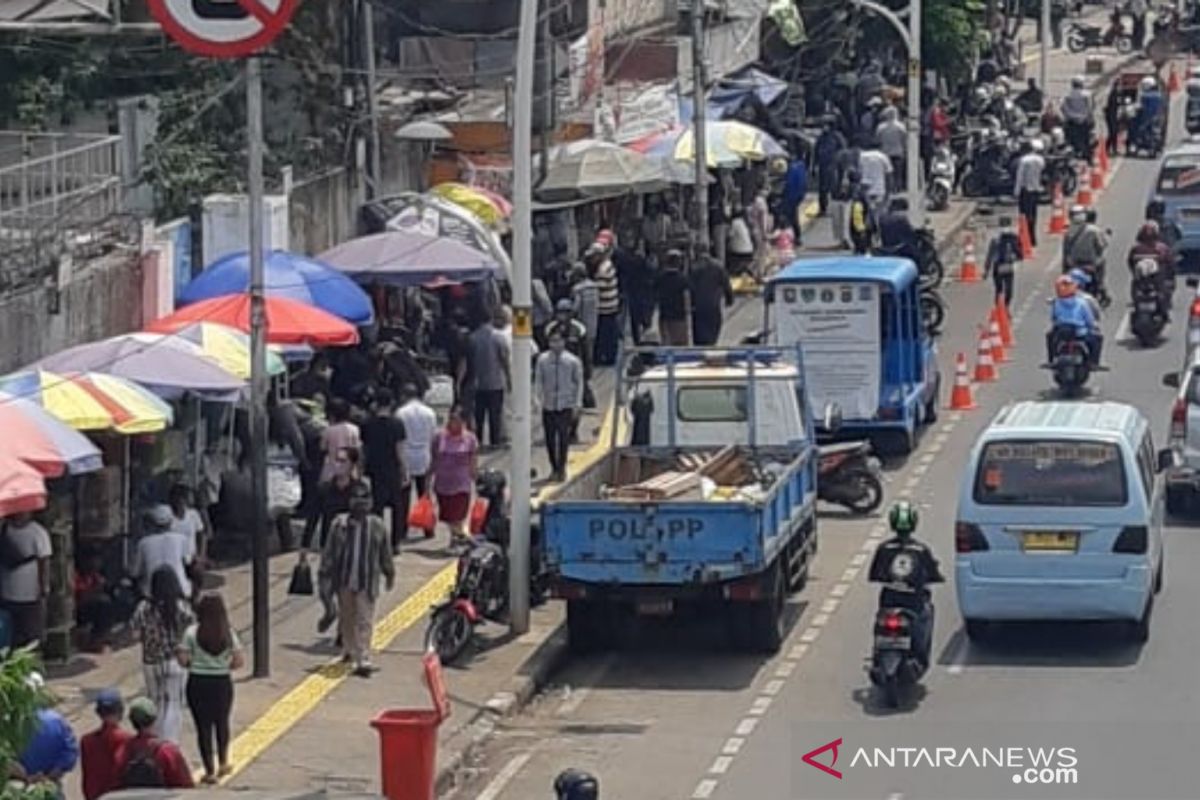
148,0 -> 300,58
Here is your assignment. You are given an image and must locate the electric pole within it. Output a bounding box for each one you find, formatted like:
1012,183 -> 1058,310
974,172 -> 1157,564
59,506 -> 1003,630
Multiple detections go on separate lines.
363,0 -> 382,199
691,0 -> 710,254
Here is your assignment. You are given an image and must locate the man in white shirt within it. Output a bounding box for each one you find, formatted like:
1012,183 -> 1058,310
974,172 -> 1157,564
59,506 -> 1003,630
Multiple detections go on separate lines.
0,512 -> 52,647
1013,139 -> 1046,247
875,106 -> 907,190
858,144 -> 893,217
395,383 -> 439,540
132,505 -> 195,598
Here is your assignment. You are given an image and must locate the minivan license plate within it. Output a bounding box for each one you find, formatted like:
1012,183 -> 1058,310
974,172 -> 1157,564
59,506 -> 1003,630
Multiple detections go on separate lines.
1023,531 -> 1079,552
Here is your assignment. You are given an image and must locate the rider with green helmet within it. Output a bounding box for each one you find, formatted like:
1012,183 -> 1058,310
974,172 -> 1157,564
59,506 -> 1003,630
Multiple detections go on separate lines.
868,501 -> 945,669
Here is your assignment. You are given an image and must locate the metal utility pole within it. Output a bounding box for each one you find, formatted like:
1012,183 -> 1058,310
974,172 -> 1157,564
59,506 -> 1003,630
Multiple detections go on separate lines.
537,7 -> 553,186
363,0 -> 382,198
246,56 -> 270,677
1040,0 -> 1049,94
691,0 -> 710,254
509,0 -> 538,636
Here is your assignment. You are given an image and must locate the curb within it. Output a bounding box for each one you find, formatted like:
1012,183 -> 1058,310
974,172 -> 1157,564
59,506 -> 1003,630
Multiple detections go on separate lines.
434,621 -> 570,796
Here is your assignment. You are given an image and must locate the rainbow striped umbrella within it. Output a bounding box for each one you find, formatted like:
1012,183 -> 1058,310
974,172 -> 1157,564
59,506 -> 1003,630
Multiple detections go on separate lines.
0,370 -> 174,434
150,322 -> 289,380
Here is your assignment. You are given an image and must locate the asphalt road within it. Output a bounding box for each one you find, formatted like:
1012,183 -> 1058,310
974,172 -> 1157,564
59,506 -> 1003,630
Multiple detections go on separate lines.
445,91 -> 1192,800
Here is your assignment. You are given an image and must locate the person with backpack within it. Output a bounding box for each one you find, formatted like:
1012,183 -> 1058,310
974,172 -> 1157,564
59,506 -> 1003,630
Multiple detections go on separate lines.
178,593 -> 243,783
847,172 -> 876,255
114,697 -> 193,790
80,689 -> 132,800
985,216 -> 1024,308
0,511 -> 52,648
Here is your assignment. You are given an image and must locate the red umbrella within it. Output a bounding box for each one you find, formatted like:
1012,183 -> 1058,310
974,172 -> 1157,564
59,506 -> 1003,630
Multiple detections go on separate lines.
0,452 -> 48,517
146,294 -> 359,347
0,404 -> 69,478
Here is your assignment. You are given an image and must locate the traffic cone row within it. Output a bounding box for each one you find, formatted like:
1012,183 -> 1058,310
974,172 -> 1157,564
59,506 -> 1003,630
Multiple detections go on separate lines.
974,326 -> 997,383
1096,141 -> 1110,183
994,299 -> 1014,348
959,231 -> 980,282
1076,164 -> 1094,208
1018,214 -> 1035,260
1048,183 -> 1067,235
948,352 -> 976,410
989,317 -> 1008,363
1090,152 -> 1105,191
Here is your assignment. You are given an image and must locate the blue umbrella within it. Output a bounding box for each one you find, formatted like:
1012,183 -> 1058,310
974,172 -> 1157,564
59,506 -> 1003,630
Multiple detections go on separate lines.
180,250 -> 375,325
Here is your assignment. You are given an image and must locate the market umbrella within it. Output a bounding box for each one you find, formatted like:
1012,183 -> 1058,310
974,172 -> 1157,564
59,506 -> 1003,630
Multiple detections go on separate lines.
149,322 -> 288,380
146,294 -> 359,347
633,121 -> 786,168
534,138 -> 668,202
38,334 -> 245,401
319,231 -> 503,288
394,120 -> 453,141
0,392 -> 103,476
179,250 -> 375,325
428,182 -> 511,228
381,192 -> 512,274
0,370 -> 174,434
0,452 -> 48,517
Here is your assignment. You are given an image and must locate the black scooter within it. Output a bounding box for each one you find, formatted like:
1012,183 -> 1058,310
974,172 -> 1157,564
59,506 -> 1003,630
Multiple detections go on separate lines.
1045,324 -> 1093,395
817,441 -> 884,515
424,470 -> 546,663
1130,282 -> 1168,346
868,579 -> 935,708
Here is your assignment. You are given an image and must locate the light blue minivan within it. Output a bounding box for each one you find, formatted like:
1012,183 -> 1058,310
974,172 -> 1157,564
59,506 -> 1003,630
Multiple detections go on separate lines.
955,401 -> 1170,642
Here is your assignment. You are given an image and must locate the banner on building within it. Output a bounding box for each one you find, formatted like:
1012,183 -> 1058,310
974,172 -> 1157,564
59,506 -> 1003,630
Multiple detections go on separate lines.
568,19 -> 605,110
612,83 -> 680,144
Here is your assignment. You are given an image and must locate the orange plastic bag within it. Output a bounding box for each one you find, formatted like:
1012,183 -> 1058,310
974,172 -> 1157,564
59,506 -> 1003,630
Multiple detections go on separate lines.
468,498 -> 490,536
409,495 -> 436,531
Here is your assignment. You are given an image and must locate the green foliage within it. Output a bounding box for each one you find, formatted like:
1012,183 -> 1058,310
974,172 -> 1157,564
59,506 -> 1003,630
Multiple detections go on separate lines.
0,647 -> 56,800
922,0 -> 988,85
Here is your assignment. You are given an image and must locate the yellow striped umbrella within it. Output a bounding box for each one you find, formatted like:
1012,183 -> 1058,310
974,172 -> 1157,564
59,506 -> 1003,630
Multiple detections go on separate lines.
0,370 -> 173,434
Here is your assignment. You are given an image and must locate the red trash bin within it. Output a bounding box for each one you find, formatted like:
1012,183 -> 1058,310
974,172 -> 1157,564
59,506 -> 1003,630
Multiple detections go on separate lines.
370,709 -> 441,800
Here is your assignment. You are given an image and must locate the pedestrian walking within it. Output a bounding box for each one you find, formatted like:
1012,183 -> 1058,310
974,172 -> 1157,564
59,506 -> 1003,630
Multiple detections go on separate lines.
876,106 -> 907,191
114,697 -> 194,789
534,330 -> 584,483
545,300 -> 595,432
1105,84 -> 1121,157
985,216 -> 1024,308
304,447 -> 360,553
395,383 -> 437,543
0,510 -> 52,648
179,593 -> 243,783
464,314 -> 510,449
318,398 -> 361,484
654,250 -> 691,346
166,484 -> 207,598
129,567 -> 193,745
847,174 -> 877,255
858,142 -> 892,218
589,243 -> 622,366
80,689 -> 133,800
749,186 -> 773,278
570,264 -> 599,360
726,204 -> 755,276
831,142 -> 861,249
430,406 -> 480,548
361,388 -> 408,550
132,505 -> 195,608
320,481 -> 394,676
690,255 -> 734,346
814,120 -> 845,217
1013,140 -> 1045,247
781,153 -> 809,244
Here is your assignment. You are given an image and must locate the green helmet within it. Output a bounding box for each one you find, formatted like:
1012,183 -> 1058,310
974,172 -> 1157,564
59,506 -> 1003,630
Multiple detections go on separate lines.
889,501 -> 918,538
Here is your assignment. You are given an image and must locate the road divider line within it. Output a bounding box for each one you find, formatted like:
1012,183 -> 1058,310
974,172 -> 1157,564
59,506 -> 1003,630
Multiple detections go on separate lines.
811,613 -> 831,627
800,627 -> 821,643
735,718 -> 759,736
774,661 -> 797,678
723,737 -> 745,755
841,567 -> 859,582
821,598 -> 840,614
692,778 -> 719,799
710,756 -> 734,775
476,751 -> 536,800
749,697 -> 772,715
788,643 -> 810,659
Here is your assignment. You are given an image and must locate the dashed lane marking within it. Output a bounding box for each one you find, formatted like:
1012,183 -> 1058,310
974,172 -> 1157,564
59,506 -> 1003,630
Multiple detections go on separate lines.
830,583 -> 850,598
763,679 -> 786,696
723,737 -> 745,755
800,627 -> 822,643
811,613 -> 831,627
841,567 -> 859,582
850,552 -> 869,567
692,778 -> 719,799
774,660 -> 797,678
735,718 -> 759,736
749,697 -> 773,715
710,756 -> 734,775
788,643 -> 809,659
476,751 -> 536,800
821,598 -> 840,614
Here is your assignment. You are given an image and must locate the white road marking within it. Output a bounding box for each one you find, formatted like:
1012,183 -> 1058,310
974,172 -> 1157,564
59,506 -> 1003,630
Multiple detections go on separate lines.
1115,311 -> 1131,343
774,660 -> 796,678
710,755 -> 734,775
763,679 -> 785,696
811,613 -> 830,627
475,751 -> 535,800
850,552 -> 868,566
692,779 -> 719,799
821,598 -> 840,614
788,643 -> 809,659
735,718 -> 758,736
722,737 -> 745,755
919,452 -> 936,464
749,696 -> 772,715
800,627 -> 821,643
896,488 -> 913,498
912,464 -> 928,476
830,583 -> 850,598
555,654 -> 614,716
934,432 -> 949,446
841,567 -> 859,582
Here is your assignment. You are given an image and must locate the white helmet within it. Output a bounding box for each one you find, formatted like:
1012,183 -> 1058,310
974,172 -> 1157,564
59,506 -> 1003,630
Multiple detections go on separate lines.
1050,127 -> 1066,148
1031,138 -> 1045,153
1069,204 -> 1088,222
1135,258 -> 1160,279
1140,76 -> 1157,92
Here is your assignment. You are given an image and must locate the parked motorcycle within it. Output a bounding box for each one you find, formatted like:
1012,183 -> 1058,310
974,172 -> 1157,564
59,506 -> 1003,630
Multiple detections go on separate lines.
1066,21 -> 1133,53
1042,148 -> 1078,199
1130,282 -> 1168,346
920,287 -> 947,336
424,471 -> 545,663
959,135 -> 1018,198
1045,323 -> 1093,396
926,145 -> 955,212
817,441 -> 884,515
876,227 -> 945,288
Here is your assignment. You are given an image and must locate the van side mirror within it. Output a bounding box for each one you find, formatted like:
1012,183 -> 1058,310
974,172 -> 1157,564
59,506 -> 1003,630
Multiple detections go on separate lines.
823,403 -> 843,432
1187,277 -> 1199,290
741,332 -> 764,345
1163,372 -> 1181,389
1158,448 -> 1180,472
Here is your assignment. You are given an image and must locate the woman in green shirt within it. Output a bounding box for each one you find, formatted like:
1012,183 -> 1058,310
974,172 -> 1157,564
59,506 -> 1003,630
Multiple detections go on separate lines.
178,592 -> 243,783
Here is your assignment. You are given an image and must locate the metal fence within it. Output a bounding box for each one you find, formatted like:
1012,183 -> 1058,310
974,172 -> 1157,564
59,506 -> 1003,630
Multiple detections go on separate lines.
0,131 -> 124,290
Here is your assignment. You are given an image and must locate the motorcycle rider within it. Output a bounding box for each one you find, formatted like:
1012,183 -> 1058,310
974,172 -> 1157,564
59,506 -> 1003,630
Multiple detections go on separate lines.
1068,267 -> 1104,326
1063,204 -> 1108,291
878,196 -> 918,261
1060,76 -> 1095,163
867,501 -> 944,671
1131,257 -> 1171,321
1131,76 -> 1163,153
1015,77 -> 1044,116
555,769 -> 599,800
1127,220 -> 1177,286
1047,274 -> 1102,366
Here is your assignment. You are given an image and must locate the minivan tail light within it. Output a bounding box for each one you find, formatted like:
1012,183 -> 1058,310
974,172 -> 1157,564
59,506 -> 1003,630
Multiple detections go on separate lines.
1171,398 -> 1188,440
955,521 -> 988,553
1190,298 -> 1200,324
1113,525 -> 1149,554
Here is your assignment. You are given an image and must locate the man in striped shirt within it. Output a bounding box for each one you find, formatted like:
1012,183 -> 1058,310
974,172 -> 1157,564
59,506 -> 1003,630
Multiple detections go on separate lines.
587,241 -> 622,366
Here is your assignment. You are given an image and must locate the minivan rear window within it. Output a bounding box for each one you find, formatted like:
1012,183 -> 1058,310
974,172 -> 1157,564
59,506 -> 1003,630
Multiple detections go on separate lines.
1157,158 -> 1200,195
973,440 -> 1127,506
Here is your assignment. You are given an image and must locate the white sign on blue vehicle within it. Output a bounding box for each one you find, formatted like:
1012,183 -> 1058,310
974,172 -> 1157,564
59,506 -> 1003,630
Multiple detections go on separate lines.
773,282 -> 881,420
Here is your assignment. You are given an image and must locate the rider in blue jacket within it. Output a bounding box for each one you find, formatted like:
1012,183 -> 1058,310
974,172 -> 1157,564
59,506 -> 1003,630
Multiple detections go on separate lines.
1048,274 -> 1101,365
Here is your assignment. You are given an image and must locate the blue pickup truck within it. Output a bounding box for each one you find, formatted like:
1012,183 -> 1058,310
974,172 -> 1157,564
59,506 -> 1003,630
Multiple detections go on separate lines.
540,347 -> 821,654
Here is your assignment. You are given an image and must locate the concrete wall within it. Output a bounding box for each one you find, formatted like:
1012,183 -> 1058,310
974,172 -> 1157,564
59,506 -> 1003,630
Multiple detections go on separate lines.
289,168 -> 361,255
0,252 -> 143,374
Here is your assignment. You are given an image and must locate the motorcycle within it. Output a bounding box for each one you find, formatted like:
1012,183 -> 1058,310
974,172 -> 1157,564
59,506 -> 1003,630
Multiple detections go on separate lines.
926,145 -> 955,212
1045,323 -> 1093,395
868,568 -> 934,708
1066,21 -> 1133,53
817,441 -> 884,515
1042,149 -> 1078,199
424,471 -> 546,663
920,287 -> 947,336
959,136 -> 1018,198
1130,282 -> 1168,346
876,226 -> 945,288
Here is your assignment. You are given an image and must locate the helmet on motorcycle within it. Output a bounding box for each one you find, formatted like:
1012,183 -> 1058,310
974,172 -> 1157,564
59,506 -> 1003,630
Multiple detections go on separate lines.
1050,127 -> 1066,148
888,501 -> 919,539
1068,267 -> 1093,289
994,81 -> 1010,98
1030,138 -> 1045,153
1069,204 -> 1088,222
1138,221 -> 1160,242
555,769 -> 599,800
1071,75 -> 1085,90
1055,275 -> 1078,298
1140,76 -> 1157,93
1135,257 -> 1160,279
973,86 -> 990,106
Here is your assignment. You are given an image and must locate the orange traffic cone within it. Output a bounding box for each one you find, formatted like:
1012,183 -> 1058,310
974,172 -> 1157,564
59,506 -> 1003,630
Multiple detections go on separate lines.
1091,150 -> 1105,190
959,232 -> 980,282
995,298 -> 1014,347
948,353 -> 976,410
1018,214 -> 1034,259
1076,164 -> 1093,207
1097,141 -> 1110,181
1169,62 -> 1181,94
989,316 -> 1009,363
1048,183 -> 1067,235
974,327 -> 997,382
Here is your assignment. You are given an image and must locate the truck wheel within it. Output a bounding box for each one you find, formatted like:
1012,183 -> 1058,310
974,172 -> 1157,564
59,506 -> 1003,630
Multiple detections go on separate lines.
744,564 -> 786,654
567,600 -> 611,654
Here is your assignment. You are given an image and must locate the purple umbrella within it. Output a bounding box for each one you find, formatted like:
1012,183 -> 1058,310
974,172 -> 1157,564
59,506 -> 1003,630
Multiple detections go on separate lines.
36,333 -> 245,401
319,231 -> 504,287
